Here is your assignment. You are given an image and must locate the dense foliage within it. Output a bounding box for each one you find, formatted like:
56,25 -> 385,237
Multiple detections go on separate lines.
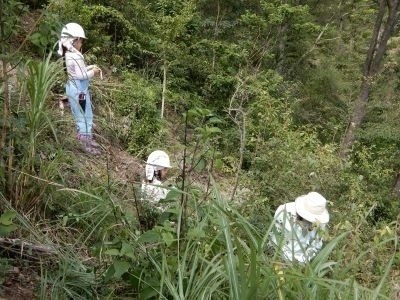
0,0 -> 399,298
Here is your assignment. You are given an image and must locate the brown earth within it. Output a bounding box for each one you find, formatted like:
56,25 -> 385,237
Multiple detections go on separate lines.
1,266 -> 37,300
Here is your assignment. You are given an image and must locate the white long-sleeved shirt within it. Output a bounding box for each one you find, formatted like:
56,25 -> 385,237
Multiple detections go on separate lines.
270,202 -> 326,263
141,178 -> 169,204
65,51 -> 95,81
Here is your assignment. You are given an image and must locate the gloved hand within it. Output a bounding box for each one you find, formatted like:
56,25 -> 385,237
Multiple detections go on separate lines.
87,65 -> 102,78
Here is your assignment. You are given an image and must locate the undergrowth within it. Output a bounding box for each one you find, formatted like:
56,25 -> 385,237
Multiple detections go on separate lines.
0,1 -> 399,297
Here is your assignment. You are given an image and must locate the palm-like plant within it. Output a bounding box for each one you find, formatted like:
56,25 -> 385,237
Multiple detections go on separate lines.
10,54 -> 63,211
24,54 -> 62,166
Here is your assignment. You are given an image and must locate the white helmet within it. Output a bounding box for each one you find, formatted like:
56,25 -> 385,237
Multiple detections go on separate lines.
61,23 -> 86,39
145,150 -> 171,180
146,150 -> 171,168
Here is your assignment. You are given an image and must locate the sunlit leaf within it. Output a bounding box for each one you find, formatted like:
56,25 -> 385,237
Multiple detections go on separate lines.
0,211 -> 16,226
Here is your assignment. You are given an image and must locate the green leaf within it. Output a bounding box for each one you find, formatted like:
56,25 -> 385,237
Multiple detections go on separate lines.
120,242 -> 135,259
208,116 -> 223,124
29,32 -> 42,46
0,224 -> 17,236
104,260 -> 131,281
104,248 -> 120,256
0,211 -> 16,226
195,157 -> 206,171
112,260 -> 131,279
138,230 -> 161,243
140,286 -> 159,300
62,215 -> 68,226
104,266 -> 114,282
161,232 -> 175,247
206,126 -> 222,134
187,108 -> 201,119
40,35 -> 47,46
164,187 -> 183,201
214,158 -> 224,170
187,227 -> 206,240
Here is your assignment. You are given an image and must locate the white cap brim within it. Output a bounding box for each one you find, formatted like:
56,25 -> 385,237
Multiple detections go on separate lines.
295,195 -> 329,224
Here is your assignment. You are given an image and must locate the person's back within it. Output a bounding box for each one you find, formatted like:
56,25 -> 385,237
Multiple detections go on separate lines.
141,178 -> 169,204
271,192 -> 330,263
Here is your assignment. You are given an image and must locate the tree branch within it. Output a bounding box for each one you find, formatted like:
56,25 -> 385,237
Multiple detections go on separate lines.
0,238 -> 57,258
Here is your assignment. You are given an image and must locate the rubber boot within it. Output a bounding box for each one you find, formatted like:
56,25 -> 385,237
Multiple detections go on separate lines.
88,136 -> 100,148
77,134 -> 101,155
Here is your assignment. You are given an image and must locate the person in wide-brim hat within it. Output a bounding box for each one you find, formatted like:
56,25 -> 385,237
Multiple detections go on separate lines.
270,191 -> 330,263
295,191 -> 330,224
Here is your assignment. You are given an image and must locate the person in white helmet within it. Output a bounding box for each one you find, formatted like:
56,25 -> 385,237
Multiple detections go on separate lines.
141,150 -> 172,204
58,22 -> 102,155
270,191 -> 330,263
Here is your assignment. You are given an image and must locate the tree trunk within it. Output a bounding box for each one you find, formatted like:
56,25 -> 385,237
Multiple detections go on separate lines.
211,0 -> 220,72
0,0 -> 9,150
276,23 -> 288,74
0,238 -> 56,258
392,173 -> 400,197
339,0 -> 400,159
161,60 -> 167,118
1,61 -> 9,151
228,78 -> 247,201
340,79 -> 371,158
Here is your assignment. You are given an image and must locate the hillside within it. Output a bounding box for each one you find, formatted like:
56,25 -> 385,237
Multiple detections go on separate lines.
0,0 -> 399,299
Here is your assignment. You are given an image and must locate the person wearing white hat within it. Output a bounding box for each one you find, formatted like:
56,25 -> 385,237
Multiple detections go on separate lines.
270,191 -> 330,263
58,22 -> 102,155
141,150 -> 172,204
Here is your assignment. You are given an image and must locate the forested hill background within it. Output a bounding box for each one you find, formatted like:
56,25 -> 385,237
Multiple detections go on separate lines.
0,0 -> 399,298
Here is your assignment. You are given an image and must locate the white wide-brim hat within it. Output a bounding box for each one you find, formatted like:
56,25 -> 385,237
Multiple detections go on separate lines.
295,192 -> 329,224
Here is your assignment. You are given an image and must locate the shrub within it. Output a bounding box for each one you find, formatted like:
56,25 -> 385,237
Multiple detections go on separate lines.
109,72 -> 162,155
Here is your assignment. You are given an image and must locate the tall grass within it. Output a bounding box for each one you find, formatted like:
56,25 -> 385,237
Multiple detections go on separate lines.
6,54 -> 63,212
142,183 -> 396,299
2,169 -> 396,299
1,172 -> 396,298
0,191 -> 99,299
23,53 -> 62,168
149,240 -> 227,299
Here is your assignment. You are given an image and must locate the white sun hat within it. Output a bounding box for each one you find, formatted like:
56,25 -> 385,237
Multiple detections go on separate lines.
145,150 -> 171,180
295,192 -> 329,224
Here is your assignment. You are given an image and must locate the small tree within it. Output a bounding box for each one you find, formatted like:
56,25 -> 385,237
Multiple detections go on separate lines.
340,0 -> 400,158
0,0 -> 26,197
151,0 -> 196,118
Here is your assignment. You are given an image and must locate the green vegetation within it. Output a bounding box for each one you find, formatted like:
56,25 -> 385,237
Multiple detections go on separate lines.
0,0 -> 399,298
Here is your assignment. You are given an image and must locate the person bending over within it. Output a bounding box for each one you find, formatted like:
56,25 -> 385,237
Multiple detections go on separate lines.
141,150 -> 172,204
270,191 -> 330,263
